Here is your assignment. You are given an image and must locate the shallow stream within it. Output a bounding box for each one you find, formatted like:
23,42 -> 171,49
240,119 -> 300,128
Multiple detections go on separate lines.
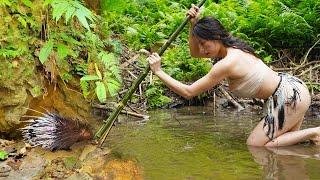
105,106 -> 320,179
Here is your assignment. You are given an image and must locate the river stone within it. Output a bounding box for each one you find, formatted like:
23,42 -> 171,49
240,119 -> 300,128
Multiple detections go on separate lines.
66,172 -> 93,180
6,152 -> 45,179
0,163 -> 11,177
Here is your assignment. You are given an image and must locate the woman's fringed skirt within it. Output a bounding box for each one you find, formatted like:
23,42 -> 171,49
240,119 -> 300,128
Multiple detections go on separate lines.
263,73 -> 311,139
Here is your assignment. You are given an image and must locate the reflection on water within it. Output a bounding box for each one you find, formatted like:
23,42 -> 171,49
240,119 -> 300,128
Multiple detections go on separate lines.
248,146 -> 320,180
105,106 -> 320,179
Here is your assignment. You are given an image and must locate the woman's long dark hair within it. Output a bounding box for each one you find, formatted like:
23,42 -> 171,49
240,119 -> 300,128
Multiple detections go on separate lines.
192,16 -> 258,57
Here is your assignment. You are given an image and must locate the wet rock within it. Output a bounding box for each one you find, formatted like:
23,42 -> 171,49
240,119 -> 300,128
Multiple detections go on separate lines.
67,172 -> 93,180
78,148 -> 109,175
6,159 -> 22,171
0,163 -> 11,177
6,151 -> 46,179
0,139 -> 14,147
40,158 -> 73,179
79,144 -> 97,161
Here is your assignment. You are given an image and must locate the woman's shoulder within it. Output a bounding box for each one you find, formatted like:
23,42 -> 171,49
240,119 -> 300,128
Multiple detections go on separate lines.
225,48 -> 262,63
226,48 -> 248,58
221,48 -> 243,64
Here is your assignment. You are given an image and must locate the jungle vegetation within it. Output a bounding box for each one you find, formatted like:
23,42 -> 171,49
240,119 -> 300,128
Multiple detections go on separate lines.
0,0 -> 319,109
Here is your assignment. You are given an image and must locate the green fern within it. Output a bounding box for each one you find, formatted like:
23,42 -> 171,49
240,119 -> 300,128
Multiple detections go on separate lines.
80,80 -> 89,98
46,0 -> 96,31
98,52 -> 122,83
99,52 -> 122,97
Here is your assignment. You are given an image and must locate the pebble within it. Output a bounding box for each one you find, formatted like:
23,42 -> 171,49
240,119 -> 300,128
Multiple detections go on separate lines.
0,164 -> 12,177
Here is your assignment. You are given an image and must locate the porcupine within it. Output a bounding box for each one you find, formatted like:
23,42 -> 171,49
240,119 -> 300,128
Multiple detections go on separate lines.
20,110 -> 92,151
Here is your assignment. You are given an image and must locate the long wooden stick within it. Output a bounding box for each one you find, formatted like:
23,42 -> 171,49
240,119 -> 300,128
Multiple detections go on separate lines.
94,0 -> 207,145
218,86 -> 244,111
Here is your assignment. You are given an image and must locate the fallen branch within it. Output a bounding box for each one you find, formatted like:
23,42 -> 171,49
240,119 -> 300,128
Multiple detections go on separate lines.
298,64 -> 320,77
299,37 -> 320,66
92,104 -> 149,119
218,86 -> 244,111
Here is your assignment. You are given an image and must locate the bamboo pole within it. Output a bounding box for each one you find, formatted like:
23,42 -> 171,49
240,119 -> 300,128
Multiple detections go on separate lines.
94,0 -> 207,145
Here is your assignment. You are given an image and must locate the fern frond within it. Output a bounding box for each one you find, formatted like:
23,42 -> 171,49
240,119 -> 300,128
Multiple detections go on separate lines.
48,0 -> 96,31
80,80 -> 89,98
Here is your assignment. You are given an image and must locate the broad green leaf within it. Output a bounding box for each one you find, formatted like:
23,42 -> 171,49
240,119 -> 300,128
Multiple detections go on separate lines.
52,3 -> 68,22
75,8 -> 90,31
65,6 -> 76,24
56,44 -> 69,60
39,40 -> 54,64
80,75 -> 100,81
95,63 -> 102,80
0,150 -> 8,160
95,81 -> 106,103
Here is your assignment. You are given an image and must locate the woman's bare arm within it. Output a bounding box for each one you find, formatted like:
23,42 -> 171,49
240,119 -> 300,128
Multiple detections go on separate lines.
189,26 -> 203,58
148,53 -> 233,99
187,4 -> 205,58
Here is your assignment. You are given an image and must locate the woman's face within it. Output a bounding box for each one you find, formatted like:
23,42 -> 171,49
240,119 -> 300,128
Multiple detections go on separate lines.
197,37 -> 224,57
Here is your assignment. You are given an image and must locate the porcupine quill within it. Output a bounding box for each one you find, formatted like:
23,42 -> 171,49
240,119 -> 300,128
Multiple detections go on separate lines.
20,107 -> 92,151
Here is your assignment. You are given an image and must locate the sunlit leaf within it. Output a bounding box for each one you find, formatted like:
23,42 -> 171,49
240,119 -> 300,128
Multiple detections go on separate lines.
95,63 -> 102,80
39,40 -> 54,64
65,6 -> 76,24
95,81 -> 106,103
75,8 -> 90,31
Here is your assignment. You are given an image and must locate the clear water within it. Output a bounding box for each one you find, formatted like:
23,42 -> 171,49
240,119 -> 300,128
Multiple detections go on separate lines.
105,106 -> 320,179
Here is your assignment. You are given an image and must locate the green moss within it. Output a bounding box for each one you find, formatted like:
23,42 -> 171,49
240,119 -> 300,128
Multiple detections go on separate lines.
63,156 -> 77,169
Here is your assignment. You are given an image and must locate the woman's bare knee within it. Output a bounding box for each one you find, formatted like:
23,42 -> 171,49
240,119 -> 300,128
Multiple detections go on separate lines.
264,140 -> 278,147
246,136 -> 265,146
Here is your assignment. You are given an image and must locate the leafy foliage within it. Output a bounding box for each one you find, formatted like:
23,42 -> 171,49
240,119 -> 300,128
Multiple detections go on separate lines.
203,0 -> 319,58
80,52 -> 122,103
162,44 -> 211,81
45,0 -> 96,31
1,0 -> 123,104
146,84 -> 172,108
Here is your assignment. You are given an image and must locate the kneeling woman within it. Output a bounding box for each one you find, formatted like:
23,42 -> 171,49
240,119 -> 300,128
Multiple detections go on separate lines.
147,5 -> 319,147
